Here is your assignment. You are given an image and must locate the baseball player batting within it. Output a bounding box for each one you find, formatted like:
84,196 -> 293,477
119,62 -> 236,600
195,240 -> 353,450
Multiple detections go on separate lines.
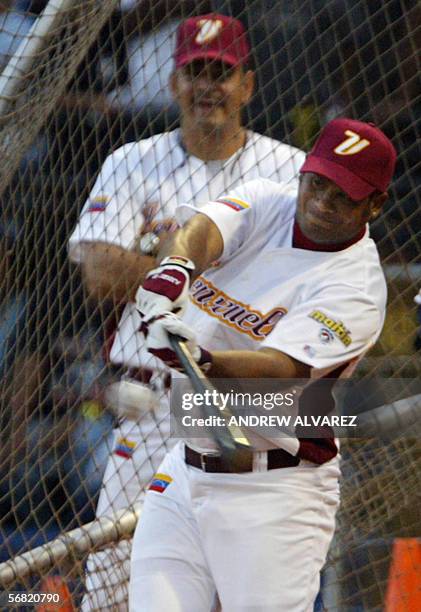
68,14 -> 305,610
129,118 -> 397,611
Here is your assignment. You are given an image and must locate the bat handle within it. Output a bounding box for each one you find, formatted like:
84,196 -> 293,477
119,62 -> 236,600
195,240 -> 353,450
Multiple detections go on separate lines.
169,334 -> 211,388
168,333 -> 253,473
168,334 -> 207,380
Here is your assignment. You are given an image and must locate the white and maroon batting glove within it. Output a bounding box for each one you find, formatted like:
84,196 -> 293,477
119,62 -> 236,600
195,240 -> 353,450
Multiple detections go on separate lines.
135,256 -> 195,323
146,312 -> 213,373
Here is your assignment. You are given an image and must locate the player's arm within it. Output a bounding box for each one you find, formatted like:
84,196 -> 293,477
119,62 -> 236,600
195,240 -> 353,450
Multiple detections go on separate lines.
207,347 -> 310,379
77,241 -> 156,303
148,179 -> 277,284
145,313 -> 311,379
157,212 -> 224,279
136,185 -> 265,326
68,144 -> 156,303
138,200 -> 309,380
134,213 -> 224,320
77,213 -> 220,303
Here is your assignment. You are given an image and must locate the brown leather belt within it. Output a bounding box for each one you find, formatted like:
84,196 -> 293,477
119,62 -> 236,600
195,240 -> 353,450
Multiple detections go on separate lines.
184,445 -> 300,473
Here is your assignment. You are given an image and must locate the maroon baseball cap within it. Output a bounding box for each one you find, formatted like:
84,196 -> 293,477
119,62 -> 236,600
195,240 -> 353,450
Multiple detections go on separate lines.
174,14 -> 250,69
300,118 -> 397,201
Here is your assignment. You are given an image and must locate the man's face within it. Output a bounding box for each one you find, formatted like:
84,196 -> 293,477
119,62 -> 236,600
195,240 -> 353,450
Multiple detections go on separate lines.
170,59 -> 254,132
296,173 -> 385,244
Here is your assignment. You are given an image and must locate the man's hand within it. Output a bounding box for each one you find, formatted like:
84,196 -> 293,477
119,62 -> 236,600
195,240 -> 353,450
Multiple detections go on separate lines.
145,312 -> 212,373
136,256 -> 195,322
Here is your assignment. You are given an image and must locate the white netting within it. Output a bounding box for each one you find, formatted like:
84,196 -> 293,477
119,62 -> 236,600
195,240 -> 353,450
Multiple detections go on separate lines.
0,0 -> 420,610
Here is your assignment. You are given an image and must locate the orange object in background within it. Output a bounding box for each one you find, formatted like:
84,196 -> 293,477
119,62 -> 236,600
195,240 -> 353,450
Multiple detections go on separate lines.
36,576 -> 74,612
385,538 -> 421,611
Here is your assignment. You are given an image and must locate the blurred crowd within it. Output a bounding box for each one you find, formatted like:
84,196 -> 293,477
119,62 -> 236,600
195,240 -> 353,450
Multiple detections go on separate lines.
0,0 -> 419,575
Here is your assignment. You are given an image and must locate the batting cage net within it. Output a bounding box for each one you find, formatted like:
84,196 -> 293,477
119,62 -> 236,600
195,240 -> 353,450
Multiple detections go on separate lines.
0,0 -> 419,609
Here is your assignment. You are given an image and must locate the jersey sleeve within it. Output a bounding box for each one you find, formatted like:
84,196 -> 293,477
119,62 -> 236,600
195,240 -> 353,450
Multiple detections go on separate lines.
260,284 -> 383,372
176,179 -> 295,262
68,146 -> 145,263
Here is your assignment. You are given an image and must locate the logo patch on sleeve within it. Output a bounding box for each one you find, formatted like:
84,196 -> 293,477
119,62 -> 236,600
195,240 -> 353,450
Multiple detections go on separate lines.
87,196 -> 109,212
149,473 -> 173,493
309,310 -> 352,346
114,437 -> 136,458
215,196 -> 250,211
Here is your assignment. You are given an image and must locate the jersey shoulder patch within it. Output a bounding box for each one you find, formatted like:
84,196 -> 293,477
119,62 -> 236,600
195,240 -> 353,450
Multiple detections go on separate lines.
215,196 -> 250,211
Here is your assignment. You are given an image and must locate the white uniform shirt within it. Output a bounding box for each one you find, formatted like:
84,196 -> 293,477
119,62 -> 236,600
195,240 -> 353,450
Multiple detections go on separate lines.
176,178 -> 387,453
69,129 -> 305,368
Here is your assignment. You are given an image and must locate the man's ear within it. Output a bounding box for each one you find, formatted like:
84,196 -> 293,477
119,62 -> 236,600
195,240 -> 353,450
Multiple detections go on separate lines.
169,71 -> 178,100
369,192 -> 388,221
241,70 -> 255,105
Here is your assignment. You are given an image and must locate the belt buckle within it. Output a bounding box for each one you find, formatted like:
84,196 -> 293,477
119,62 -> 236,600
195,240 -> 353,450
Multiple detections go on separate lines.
200,452 -> 218,472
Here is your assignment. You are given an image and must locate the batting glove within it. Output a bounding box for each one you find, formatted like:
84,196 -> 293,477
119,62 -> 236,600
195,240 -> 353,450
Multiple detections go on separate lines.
136,256 -> 195,323
146,312 -> 213,373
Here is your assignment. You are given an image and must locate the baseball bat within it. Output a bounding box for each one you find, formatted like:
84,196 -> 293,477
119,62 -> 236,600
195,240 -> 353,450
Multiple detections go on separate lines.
169,334 -> 253,472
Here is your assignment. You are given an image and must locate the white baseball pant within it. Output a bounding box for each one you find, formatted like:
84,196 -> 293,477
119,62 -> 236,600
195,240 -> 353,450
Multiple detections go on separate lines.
130,441 -> 340,612
81,397 -> 172,612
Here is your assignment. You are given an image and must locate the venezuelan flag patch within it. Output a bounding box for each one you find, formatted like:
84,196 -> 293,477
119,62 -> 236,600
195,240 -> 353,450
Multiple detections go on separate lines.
87,196 -> 109,212
216,196 -> 250,211
114,437 -> 136,459
149,473 -> 173,493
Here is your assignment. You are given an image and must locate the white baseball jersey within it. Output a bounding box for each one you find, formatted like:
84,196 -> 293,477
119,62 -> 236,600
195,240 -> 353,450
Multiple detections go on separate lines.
176,177 -> 387,454
69,129 -> 305,368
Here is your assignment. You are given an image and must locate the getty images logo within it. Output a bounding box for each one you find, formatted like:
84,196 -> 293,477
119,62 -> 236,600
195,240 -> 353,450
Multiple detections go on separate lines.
334,130 -> 370,155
